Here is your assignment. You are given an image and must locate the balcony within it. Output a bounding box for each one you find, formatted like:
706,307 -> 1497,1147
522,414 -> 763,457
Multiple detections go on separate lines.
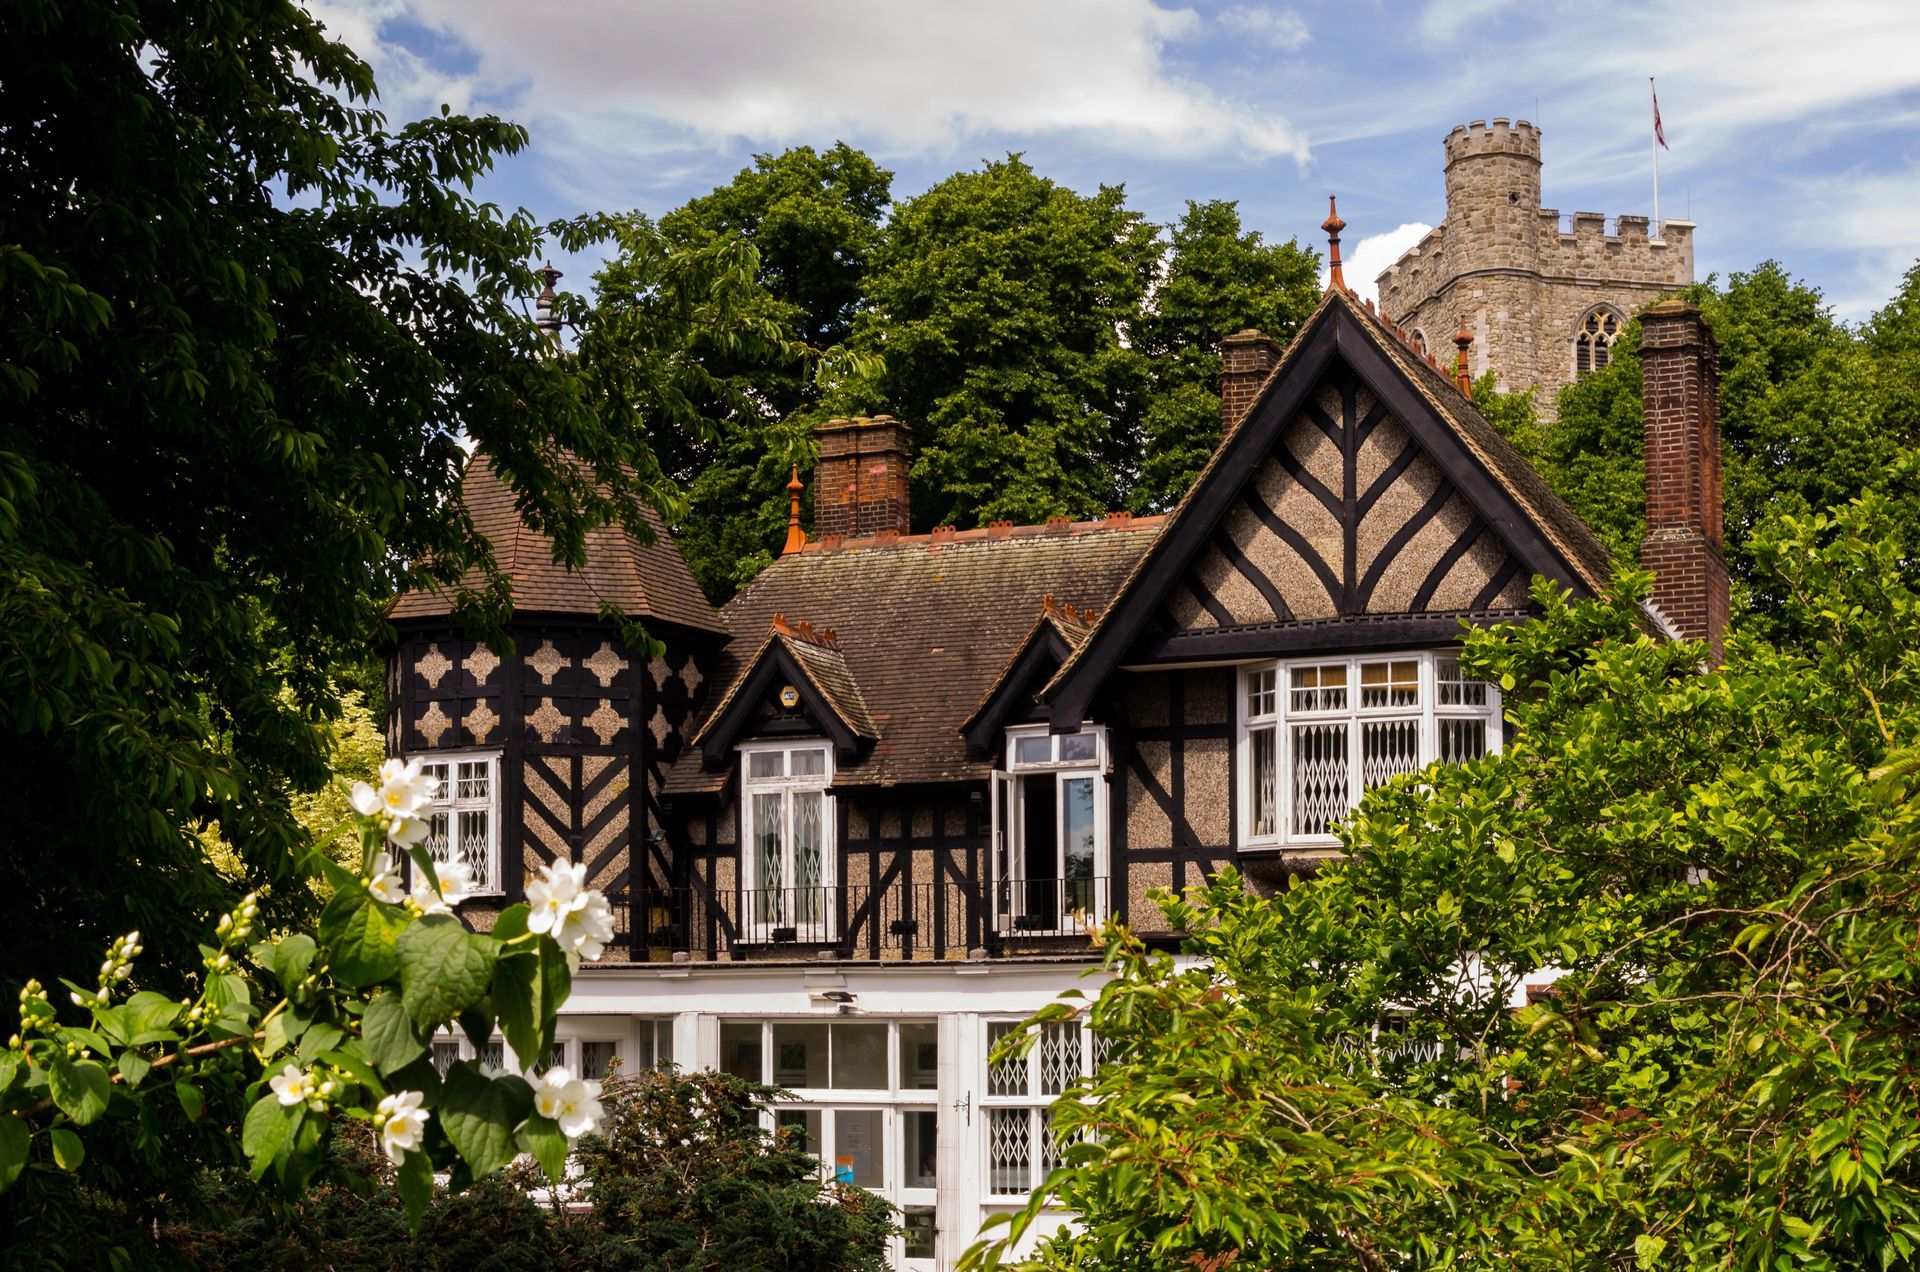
611,877 -> 1112,963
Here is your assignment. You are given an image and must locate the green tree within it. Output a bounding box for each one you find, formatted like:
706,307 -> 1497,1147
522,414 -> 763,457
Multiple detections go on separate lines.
654,145 -> 894,599
0,0 -> 794,1259
1482,263 -> 1903,614
968,466 -> 1920,1269
573,1067 -> 894,1271
1129,200 -> 1320,511
165,1070 -> 894,1272
845,155 -> 1162,529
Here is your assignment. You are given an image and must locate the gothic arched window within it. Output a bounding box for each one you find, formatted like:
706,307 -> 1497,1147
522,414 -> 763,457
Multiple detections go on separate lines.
1575,309 -> 1620,375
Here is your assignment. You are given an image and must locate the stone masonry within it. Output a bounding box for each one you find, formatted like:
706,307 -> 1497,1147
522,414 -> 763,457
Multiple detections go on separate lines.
1376,119 -> 1695,419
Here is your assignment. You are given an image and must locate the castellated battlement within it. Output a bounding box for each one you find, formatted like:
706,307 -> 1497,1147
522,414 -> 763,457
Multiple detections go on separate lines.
1374,119 -> 1696,421
1443,117 -> 1543,167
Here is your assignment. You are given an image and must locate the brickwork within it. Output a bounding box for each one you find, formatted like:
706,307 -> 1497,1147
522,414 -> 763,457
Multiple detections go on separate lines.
1220,328 -> 1282,435
1639,301 -> 1728,661
813,415 -> 911,539
1376,119 -> 1694,419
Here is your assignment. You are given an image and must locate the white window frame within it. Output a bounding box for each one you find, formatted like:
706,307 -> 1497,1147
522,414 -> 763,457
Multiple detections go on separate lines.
411,749 -> 504,895
1236,650 -> 1501,850
981,1018 -> 1103,1198
991,726 -> 1111,936
737,740 -> 836,941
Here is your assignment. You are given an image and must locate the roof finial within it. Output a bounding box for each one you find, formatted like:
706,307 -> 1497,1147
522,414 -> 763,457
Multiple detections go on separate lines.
1322,195 -> 1348,293
1453,316 -> 1474,394
535,261 -> 563,339
782,464 -> 808,555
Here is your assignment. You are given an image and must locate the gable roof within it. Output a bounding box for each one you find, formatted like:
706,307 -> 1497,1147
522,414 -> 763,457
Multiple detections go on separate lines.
665,516 -> 1161,792
1041,286 -> 1618,724
390,451 -> 727,636
959,598 -> 1097,755
690,616 -> 879,760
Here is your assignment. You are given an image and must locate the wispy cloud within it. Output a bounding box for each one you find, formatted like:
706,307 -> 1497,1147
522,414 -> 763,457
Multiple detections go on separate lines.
319,0 -> 1310,180
1217,5 -> 1310,49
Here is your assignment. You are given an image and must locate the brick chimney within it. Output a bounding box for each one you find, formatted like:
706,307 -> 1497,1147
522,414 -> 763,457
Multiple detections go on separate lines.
813,415 -> 911,539
1220,329 -> 1282,436
1639,301 -> 1728,661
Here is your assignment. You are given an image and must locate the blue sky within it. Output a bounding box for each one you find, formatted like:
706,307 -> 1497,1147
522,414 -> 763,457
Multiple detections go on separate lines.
316,0 -> 1920,321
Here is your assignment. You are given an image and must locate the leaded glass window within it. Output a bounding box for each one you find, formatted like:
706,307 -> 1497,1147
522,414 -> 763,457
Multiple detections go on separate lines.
738,743 -> 834,940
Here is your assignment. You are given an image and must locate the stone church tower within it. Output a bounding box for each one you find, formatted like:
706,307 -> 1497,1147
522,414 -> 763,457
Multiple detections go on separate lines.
1376,119 -> 1694,419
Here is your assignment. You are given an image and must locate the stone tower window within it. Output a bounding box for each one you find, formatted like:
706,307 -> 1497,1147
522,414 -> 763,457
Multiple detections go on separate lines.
1575,309 -> 1620,375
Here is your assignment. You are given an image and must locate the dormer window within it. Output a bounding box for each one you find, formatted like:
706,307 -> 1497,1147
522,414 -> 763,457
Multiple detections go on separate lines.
991,727 -> 1110,934
1238,652 -> 1500,849
739,741 -> 834,941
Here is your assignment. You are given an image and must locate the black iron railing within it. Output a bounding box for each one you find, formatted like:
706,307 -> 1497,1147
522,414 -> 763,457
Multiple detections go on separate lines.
612,877 -> 1112,962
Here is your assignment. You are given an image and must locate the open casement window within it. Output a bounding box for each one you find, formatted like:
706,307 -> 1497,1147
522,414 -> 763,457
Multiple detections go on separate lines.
991,727 -> 1109,936
739,742 -> 834,941
414,752 -> 502,894
1240,652 -> 1500,848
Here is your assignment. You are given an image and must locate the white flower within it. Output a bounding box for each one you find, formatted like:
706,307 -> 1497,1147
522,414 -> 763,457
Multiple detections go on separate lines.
269,1063 -> 317,1108
526,860 -> 613,964
525,859 -> 585,932
376,758 -> 438,819
531,1065 -> 605,1139
377,1089 -> 430,1164
411,858 -> 478,915
558,888 -> 615,965
365,851 -> 407,905
351,760 -> 441,846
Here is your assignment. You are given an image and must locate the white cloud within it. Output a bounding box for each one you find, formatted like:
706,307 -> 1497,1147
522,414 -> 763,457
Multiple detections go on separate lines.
319,0 -> 1308,170
1218,5 -> 1310,49
1319,221 -> 1433,306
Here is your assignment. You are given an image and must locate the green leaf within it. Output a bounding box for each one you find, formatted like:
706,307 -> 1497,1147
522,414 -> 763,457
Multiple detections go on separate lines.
123,992 -> 182,1036
321,891 -> 403,988
1635,1234 -> 1668,1268
397,916 -> 497,1033
47,1057 -> 111,1126
396,1145 -> 436,1230
116,1050 -> 151,1089
0,1118 -> 27,1191
362,993 -> 426,1075
316,1046 -> 385,1094
439,1063 -> 530,1177
491,904 -> 531,944
0,1053 -> 19,1096
518,1113 -> 569,1184
296,1021 -> 345,1064
56,1026 -> 112,1056
49,1128 -> 84,1172
271,934 -> 318,994
175,1082 -> 205,1122
405,845 -> 442,898
243,1095 -> 288,1180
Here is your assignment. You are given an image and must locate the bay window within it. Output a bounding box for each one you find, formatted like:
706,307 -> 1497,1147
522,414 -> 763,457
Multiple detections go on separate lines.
1239,651 -> 1499,847
991,727 -> 1109,935
739,741 -> 834,940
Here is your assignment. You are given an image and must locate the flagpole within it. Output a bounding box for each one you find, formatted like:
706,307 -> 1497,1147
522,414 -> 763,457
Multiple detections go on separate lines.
1650,77 -> 1661,237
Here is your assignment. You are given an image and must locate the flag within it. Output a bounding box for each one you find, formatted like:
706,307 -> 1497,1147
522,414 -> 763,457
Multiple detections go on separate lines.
1653,80 -> 1668,150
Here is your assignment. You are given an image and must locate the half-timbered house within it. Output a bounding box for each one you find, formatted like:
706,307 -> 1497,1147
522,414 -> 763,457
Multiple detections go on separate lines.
382,219 -> 1726,1268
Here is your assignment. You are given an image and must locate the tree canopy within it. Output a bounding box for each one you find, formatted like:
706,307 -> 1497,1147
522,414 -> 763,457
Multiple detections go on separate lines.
1477,261 -> 1915,619
967,459 -> 1920,1269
